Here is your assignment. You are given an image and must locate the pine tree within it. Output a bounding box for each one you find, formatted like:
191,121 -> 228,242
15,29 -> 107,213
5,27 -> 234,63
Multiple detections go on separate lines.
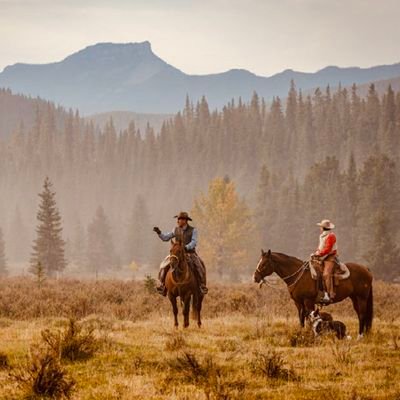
124,195 -> 151,266
0,227 -> 8,276
366,208 -> 399,281
8,206 -> 30,263
30,177 -> 66,277
87,206 -> 118,275
71,220 -> 87,267
191,177 -> 255,281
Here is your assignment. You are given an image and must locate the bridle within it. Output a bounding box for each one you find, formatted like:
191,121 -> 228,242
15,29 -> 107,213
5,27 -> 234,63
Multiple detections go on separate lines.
256,253 -> 308,291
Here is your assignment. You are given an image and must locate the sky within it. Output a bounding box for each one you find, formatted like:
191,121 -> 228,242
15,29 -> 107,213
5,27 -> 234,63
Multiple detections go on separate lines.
0,0 -> 399,77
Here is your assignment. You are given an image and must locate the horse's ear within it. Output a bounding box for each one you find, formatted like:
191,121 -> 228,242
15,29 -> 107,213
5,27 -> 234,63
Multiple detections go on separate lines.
267,249 -> 272,257
261,249 -> 265,256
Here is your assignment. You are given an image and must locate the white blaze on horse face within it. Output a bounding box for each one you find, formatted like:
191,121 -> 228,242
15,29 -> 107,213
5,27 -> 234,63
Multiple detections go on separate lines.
254,257 -> 264,282
256,257 -> 263,271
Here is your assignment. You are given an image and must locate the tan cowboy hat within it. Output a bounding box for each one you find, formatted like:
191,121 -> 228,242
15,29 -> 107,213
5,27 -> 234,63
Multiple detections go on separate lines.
316,219 -> 335,229
173,211 -> 192,221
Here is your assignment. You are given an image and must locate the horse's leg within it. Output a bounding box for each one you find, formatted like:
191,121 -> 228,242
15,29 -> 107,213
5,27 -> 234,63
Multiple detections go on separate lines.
294,301 -> 305,327
183,295 -> 191,328
351,295 -> 365,337
303,299 -> 316,326
169,294 -> 179,328
197,294 -> 203,328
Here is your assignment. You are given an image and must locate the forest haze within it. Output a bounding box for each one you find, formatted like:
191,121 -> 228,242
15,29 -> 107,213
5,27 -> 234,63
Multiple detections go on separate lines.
0,82 -> 399,281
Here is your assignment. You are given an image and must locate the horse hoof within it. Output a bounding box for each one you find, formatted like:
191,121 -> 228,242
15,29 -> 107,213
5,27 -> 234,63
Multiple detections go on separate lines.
357,334 -> 364,340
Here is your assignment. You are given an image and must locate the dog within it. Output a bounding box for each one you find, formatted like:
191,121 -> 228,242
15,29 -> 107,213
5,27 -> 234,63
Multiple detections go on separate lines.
308,309 -> 351,340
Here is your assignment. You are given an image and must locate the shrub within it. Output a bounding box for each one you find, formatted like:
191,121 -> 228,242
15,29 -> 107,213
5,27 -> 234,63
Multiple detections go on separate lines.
165,333 -> 187,351
289,327 -> 316,347
11,347 -> 75,399
144,275 -> 157,294
0,350 -> 9,369
250,350 -> 298,381
168,351 -> 245,399
41,318 -> 98,362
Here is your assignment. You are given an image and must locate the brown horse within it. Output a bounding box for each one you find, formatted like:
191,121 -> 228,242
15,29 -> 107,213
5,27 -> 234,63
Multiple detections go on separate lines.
253,250 -> 373,337
165,240 -> 203,328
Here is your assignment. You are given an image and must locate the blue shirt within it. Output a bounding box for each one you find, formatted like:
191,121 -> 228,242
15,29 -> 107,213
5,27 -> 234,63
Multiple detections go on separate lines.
158,226 -> 198,251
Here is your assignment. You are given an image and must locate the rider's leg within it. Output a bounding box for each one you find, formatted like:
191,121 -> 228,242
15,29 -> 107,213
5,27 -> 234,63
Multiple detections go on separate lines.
157,265 -> 169,296
323,260 -> 335,300
193,255 -> 208,295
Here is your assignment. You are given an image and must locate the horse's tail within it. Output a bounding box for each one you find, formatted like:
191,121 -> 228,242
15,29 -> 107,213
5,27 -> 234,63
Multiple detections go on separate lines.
365,285 -> 373,333
191,291 -> 199,320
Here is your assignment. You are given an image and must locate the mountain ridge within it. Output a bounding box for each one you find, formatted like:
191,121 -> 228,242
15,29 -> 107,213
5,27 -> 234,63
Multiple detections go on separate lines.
1,41 -> 400,114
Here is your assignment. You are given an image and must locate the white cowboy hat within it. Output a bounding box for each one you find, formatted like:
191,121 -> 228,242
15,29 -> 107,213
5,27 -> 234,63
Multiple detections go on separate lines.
316,219 -> 335,229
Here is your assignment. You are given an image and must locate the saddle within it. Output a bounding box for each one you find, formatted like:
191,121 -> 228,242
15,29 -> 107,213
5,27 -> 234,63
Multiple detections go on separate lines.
309,256 -> 350,284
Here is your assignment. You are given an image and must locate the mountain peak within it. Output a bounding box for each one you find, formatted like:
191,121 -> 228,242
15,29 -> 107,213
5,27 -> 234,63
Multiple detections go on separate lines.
63,41 -> 154,63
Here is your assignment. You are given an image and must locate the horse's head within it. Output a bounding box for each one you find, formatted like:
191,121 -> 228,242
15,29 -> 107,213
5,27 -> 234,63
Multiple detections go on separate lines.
169,239 -> 185,273
253,249 -> 274,283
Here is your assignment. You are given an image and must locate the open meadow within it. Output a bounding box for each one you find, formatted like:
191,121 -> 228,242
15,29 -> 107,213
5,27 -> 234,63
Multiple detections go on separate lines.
0,278 -> 399,399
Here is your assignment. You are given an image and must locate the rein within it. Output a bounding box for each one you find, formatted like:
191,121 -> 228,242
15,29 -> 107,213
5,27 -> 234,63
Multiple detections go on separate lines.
258,255 -> 309,292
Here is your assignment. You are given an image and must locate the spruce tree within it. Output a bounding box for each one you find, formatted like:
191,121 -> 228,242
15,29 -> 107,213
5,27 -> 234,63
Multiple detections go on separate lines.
124,195 -> 151,266
366,208 -> 399,281
30,177 -> 66,277
87,206 -> 118,275
0,227 -> 8,276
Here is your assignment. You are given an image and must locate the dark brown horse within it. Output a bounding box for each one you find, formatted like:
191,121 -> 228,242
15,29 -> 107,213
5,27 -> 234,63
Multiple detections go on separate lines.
165,240 -> 203,328
253,250 -> 373,337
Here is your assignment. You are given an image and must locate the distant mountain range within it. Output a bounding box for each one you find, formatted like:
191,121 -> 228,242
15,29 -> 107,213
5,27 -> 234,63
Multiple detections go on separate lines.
1,41 -> 400,114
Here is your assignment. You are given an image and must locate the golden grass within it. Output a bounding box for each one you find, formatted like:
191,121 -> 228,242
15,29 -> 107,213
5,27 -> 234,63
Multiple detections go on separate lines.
0,279 -> 399,399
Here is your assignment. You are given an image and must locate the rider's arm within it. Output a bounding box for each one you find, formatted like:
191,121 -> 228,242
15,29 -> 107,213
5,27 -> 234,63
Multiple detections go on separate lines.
318,233 -> 336,256
185,228 -> 198,251
158,228 -> 175,241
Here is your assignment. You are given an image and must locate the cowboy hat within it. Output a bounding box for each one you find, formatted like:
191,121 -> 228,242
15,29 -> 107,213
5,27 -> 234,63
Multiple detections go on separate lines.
173,211 -> 192,221
316,219 -> 335,229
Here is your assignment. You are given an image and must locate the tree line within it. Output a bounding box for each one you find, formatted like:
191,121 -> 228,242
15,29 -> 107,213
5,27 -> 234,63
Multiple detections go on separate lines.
0,82 -> 399,280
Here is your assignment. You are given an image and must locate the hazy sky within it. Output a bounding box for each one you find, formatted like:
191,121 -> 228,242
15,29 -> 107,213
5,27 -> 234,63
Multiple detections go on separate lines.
1,0 -> 399,76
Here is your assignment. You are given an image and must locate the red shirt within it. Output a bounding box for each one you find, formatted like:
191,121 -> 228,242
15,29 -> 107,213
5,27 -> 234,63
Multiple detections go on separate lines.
316,232 -> 337,257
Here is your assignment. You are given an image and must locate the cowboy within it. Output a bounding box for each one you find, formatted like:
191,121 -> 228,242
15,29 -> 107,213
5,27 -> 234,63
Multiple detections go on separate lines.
312,219 -> 338,304
153,211 -> 208,296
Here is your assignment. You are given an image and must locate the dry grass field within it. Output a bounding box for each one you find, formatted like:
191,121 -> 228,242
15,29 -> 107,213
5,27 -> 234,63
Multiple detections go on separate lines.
0,278 -> 399,399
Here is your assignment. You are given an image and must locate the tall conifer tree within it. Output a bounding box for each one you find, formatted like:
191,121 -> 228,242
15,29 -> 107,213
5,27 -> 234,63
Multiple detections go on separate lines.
30,177 -> 66,277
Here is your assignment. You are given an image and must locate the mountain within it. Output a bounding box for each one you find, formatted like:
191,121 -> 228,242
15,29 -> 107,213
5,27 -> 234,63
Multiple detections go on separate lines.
1,41 -> 400,114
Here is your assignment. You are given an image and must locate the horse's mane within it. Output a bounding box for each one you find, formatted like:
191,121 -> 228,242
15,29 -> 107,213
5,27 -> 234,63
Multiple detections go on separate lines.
272,252 -> 304,264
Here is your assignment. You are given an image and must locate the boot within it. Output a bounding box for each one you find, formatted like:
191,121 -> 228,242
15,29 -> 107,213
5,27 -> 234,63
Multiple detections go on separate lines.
157,267 -> 168,296
200,284 -> 208,295
197,265 -> 208,295
156,284 -> 167,296
321,292 -> 331,304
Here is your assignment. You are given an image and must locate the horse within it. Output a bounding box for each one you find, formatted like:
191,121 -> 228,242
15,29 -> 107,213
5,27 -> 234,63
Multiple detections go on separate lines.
253,250 -> 373,337
165,239 -> 203,328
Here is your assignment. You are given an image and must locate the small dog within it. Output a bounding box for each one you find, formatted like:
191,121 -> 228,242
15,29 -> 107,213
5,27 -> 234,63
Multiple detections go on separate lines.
308,309 -> 351,340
